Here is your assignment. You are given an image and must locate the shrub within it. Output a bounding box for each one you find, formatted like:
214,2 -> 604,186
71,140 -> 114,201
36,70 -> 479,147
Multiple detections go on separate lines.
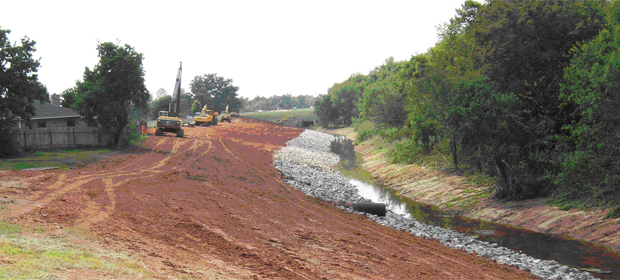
0,121 -> 20,157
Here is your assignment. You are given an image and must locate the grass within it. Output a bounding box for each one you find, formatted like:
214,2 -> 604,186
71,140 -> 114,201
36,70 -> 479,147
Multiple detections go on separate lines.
240,108 -> 317,123
547,193 -> 591,211
0,220 -> 149,279
463,171 -> 496,187
0,148 -> 113,170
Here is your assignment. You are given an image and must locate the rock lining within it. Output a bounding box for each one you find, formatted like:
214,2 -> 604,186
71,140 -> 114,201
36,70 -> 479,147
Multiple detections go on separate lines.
273,129 -> 598,280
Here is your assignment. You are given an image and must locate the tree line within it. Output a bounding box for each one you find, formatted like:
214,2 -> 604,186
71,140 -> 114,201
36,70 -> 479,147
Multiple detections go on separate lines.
314,0 -> 620,213
148,73 -> 243,121
239,94 -> 318,112
0,31 -> 244,150
59,45 -> 243,144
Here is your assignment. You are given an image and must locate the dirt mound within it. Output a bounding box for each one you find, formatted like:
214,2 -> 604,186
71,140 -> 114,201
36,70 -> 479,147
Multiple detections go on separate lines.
0,118 -> 536,279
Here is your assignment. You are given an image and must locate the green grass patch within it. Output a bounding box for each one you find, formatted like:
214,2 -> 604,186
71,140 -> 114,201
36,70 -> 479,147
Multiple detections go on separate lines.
0,149 -> 114,170
354,120 -> 375,133
546,193 -> 591,211
0,220 -> 149,279
241,108 -> 317,123
11,162 -> 35,170
0,220 -> 22,235
463,171 -> 496,187
604,206 -> 620,219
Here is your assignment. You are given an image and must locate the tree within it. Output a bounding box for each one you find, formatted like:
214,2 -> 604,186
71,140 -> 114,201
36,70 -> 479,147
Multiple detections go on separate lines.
155,88 -> 167,100
189,73 -> 242,113
463,0 -> 607,199
73,42 -> 150,146
150,95 -> 171,120
60,86 -> 78,108
179,92 -> 192,118
314,94 -> 339,128
473,0 -> 606,135
190,100 -> 202,116
557,0 -> 620,204
0,28 -> 48,155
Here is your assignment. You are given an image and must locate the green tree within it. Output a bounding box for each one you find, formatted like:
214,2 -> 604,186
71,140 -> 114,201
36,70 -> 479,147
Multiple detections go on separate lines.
74,42 -> 150,146
189,73 -> 241,113
179,92 -> 192,118
190,100 -> 202,116
466,0 -> 607,199
330,74 -> 366,126
155,88 -> 167,100
314,94 -> 338,128
557,1 -> 620,204
358,58 -> 412,128
60,86 -> 78,108
0,28 -> 48,156
150,95 -> 172,120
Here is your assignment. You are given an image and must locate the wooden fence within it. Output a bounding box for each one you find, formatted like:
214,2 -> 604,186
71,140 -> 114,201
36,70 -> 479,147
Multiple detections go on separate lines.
17,126 -> 141,149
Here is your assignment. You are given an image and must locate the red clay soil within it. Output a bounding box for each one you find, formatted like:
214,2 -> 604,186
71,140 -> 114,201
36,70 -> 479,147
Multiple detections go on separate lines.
0,118 -> 538,279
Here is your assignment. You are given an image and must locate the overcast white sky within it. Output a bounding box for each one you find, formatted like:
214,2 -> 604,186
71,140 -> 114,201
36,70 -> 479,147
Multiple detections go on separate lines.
4,0 -> 465,100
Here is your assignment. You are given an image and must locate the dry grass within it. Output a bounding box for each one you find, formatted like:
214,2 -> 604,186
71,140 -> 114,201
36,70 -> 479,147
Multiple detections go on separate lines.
0,220 -> 149,279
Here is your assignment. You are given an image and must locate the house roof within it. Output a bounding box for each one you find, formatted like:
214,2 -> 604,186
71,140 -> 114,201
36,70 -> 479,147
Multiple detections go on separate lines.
31,101 -> 80,120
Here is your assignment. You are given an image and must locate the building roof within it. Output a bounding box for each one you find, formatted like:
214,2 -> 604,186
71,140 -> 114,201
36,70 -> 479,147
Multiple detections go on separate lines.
31,101 -> 80,120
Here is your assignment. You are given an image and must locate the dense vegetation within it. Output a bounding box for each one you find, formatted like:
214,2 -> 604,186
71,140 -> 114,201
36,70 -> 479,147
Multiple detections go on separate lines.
240,94 -> 318,112
314,0 -> 620,213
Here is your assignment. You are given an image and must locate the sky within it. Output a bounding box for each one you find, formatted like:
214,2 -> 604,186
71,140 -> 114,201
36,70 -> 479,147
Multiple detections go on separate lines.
4,0 -> 466,100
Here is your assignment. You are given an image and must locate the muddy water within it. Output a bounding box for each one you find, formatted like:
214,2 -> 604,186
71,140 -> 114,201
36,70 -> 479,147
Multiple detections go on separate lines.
330,136 -> 620,279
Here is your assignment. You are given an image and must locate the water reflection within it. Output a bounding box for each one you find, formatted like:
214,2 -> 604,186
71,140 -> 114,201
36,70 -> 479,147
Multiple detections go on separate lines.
329,135 -> 620,279
348,179 -> 412,218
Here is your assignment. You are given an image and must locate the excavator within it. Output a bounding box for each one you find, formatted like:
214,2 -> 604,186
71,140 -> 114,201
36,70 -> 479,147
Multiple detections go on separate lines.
155,62 -> 184,137
193,104 -> 218,126
220,105 -> 232,123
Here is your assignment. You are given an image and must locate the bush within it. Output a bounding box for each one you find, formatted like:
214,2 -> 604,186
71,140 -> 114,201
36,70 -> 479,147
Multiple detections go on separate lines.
391,139 -> 424,164
0,121 -> 20,157
125,122 -> 148,147
358,128 -> 378,142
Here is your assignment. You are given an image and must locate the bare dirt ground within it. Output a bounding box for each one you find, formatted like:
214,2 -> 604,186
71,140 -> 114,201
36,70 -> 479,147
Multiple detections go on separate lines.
0,118 -> 537,279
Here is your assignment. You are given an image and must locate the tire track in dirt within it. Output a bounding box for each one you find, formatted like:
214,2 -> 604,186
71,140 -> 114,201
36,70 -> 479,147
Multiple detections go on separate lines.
0,119 -> 540,279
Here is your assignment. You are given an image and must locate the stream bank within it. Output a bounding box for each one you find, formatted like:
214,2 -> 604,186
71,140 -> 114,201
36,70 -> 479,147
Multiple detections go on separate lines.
275,129 -> 603,279
316,126 -> 620,276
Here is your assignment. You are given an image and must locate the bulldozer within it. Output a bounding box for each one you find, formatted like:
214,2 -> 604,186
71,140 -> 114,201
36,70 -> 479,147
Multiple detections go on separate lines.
155,62 -> 184,137
193,105 -> 219,126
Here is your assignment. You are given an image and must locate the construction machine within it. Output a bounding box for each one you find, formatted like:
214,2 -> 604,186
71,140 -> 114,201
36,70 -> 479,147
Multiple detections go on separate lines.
155,62 -> 184,137
220,105 -> 232,123
193,105 -> 219,126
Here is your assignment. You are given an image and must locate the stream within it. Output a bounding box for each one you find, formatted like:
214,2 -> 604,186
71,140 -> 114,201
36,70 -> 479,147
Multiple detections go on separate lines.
330,135 -> 620,279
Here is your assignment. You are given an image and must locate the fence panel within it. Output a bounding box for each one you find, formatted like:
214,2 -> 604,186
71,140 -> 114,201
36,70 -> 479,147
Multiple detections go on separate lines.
17,125 -> 145,149
75,129 -> 101,147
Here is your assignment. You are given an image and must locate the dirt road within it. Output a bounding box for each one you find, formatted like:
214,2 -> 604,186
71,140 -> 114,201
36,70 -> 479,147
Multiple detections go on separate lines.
0,118 -> 536,279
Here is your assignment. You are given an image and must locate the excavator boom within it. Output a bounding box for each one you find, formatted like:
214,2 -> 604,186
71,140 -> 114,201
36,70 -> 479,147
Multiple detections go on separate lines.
155,62 -> 184,137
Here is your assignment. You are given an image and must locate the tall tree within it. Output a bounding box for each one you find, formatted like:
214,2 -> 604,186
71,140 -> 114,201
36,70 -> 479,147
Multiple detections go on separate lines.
155,88 -> 168,100
60,86 -> 78,108
0,28 -> 48,155
150,95 -> 172,120
189,73 -> 241,113
73,42 -> 150,146
190,100 -> 202,116
466,0 -> 607,199
557,0 -> 620,204
314,94 -> 338,128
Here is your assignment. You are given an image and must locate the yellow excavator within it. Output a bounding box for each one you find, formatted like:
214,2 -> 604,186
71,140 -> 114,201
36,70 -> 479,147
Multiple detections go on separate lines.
193,105 -> 219,126
220,105 -> 232,123
155,62 -> 184,137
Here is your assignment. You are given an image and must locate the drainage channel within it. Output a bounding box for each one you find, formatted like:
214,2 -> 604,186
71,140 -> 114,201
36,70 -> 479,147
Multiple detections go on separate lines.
330,135 -> 620,279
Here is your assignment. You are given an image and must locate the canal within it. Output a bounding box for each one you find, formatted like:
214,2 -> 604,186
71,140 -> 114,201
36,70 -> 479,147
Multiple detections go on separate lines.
330,135 -> 620,279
